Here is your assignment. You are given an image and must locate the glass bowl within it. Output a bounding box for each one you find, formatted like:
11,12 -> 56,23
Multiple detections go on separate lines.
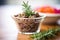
12,14 -> 46,34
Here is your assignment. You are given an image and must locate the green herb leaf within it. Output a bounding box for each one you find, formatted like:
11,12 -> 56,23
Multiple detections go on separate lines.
31,28 -> 60,40
22,1 -> 35,17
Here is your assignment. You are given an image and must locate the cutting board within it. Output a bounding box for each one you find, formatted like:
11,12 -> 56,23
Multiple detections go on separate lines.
17,23 -> 60,40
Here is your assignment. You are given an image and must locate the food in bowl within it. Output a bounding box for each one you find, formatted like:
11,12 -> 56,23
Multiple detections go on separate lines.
35,6 -> 60,24
14,13 -> 41,32
12,1 -> 45,34
35,6 -> 60,14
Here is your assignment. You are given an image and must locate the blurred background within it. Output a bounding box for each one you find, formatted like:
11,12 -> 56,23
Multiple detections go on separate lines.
0,0 -> 60,5
0,0 -> 60,40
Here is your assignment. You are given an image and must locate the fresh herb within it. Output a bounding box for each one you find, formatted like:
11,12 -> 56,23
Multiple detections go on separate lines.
31,28 -> 60,40
22,1 -> 35,17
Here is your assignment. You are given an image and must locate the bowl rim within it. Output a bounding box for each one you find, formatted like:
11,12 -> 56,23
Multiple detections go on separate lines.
39,12 -> 60,16
12,13 -> 46,19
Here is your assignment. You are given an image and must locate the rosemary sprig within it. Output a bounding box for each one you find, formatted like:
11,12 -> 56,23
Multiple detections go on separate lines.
31,28 -> 60,40
22,1 -> 35,17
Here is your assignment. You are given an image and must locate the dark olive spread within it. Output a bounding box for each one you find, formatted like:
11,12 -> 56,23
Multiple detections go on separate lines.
13,1 -> 41,32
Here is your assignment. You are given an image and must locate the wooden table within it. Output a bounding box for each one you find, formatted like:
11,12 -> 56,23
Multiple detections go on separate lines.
17,23 -> 60,40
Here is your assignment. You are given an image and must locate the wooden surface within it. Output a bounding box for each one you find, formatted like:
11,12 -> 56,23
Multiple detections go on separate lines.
17,23 -> 60,40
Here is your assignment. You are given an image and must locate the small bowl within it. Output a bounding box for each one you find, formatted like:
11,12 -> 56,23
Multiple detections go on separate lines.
12,13 -> 46,34
39,12 -> 60,24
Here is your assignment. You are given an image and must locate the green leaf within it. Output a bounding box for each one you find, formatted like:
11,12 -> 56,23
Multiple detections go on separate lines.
22,1 -> 35,17
31,28 -> 60,40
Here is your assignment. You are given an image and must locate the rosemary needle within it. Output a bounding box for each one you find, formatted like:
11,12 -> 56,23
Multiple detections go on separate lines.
22,1 -> 35,17
31,28 -> 60,40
